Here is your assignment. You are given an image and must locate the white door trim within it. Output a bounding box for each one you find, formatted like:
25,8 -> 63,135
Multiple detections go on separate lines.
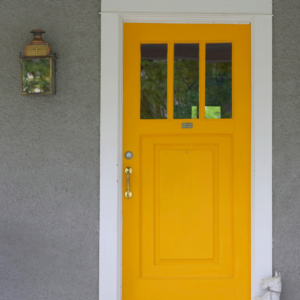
100,13 -> 272,300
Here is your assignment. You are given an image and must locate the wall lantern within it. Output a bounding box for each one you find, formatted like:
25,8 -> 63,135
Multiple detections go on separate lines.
20,29 -> 56,95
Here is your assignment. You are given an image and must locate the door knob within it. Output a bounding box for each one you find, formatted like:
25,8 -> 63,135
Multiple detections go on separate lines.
124,167 -> 133,199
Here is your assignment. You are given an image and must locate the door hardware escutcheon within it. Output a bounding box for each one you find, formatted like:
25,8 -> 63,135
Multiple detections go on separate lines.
124,167 -> 133,199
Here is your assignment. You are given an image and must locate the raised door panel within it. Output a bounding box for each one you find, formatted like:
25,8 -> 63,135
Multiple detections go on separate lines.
141,135 -> 233,278
158,146 -> 215,260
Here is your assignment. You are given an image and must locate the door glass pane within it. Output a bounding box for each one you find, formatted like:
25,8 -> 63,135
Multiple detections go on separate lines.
141,44 -> 167,119
205,43 -> 232,119
174,44 -> 199,119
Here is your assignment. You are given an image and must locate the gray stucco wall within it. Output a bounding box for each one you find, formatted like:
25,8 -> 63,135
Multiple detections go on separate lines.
273,1 -> 300,299
0,1 -> 100,299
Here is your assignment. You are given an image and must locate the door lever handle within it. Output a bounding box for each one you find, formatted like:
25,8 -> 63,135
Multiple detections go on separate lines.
124,167 -> 133,199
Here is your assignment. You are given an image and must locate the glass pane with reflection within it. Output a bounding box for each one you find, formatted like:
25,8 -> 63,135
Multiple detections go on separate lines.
22,59 -> 51,93
205,43 -> 232,119
174,44 -> 199,119
140,44 -> 167,119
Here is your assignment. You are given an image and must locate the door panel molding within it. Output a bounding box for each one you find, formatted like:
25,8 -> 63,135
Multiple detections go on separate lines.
139,137 -> 232,279
100,13 -> 272,300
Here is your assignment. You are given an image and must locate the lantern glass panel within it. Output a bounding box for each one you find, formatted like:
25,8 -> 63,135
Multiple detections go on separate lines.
22,58 -> 51,94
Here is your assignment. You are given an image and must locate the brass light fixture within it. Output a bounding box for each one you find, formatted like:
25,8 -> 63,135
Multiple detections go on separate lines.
20,29 -> 57,95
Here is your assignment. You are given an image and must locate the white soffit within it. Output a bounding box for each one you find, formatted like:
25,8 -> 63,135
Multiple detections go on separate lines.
101,0 -> 271,15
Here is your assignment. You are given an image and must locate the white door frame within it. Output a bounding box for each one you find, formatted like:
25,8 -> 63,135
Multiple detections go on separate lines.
100,13 -> 272,300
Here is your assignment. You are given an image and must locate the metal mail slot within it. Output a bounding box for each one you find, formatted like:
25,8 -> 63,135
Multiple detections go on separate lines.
182,122 -> 193,129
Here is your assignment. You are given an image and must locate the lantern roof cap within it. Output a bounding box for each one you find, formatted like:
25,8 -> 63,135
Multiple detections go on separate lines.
20,29 -> 57,59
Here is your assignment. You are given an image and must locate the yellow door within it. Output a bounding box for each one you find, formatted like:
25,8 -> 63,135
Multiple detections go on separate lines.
123,24 -> 251,300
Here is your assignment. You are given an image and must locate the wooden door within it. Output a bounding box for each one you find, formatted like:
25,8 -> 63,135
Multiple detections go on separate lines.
123,23 -> 251,300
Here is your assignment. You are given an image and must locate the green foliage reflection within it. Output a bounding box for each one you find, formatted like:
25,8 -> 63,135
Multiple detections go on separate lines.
22,59 -> 51,93
205,62 -> 232,119
140,59 -> 167,119
205,106 -> 221,119
174,59 -> 199,119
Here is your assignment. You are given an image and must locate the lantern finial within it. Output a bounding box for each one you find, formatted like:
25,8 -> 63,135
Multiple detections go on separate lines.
30,29 -> 46,44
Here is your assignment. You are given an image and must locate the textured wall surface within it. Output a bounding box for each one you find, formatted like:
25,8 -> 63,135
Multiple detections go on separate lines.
273,0 -> 300,299
0,0 -> 100,299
